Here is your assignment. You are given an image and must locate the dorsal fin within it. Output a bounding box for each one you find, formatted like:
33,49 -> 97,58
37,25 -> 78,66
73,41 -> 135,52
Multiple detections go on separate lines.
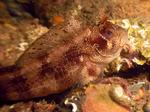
16,29 -> 72,65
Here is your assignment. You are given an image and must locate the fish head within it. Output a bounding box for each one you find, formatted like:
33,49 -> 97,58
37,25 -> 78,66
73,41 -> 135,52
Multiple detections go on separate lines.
89,21 -> 128,64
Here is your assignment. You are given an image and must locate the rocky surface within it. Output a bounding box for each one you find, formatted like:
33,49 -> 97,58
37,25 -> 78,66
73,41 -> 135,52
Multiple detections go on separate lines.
82,84 -> 130,112
0,101 -> 56,112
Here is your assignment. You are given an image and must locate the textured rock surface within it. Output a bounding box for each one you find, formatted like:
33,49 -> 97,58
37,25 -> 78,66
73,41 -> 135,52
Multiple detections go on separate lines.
82,84 -> 130,112
31,0 -> 150,27
0,101 -> 55,112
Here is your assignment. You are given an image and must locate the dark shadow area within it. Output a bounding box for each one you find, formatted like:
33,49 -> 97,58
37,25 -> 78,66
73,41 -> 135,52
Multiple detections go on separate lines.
106,64 -> 150,80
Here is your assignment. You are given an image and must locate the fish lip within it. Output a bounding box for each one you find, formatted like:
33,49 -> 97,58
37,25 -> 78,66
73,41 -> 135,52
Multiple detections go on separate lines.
89,47 -> 122,64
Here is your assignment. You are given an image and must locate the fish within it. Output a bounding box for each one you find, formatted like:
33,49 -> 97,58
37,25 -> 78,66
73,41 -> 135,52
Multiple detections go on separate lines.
0,20 -> 128,101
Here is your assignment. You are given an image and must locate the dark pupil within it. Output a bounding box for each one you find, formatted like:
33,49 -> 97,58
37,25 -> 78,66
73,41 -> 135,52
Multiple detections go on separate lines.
106,30 -> 112,35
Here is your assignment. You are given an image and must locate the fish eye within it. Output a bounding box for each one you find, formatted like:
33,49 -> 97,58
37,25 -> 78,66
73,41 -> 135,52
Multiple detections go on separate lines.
102,29 -> 113,38
106,30 -> 113,35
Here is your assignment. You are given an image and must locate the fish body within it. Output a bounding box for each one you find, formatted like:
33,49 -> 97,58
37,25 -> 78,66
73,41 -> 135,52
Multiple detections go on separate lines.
0,20 -> 128,101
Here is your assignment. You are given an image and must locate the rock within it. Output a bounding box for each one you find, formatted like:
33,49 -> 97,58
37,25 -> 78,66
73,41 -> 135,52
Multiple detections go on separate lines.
82,84 -> 131,112
0,101 -> 56,112
0,18 -> 48,67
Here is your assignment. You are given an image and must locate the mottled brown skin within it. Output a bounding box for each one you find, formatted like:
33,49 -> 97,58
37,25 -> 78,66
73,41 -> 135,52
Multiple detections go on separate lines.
0,21 -> 128,101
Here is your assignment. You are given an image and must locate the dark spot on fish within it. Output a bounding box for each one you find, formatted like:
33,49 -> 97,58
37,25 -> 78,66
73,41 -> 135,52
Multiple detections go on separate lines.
37,53 -> 49,64
63,46 -> 84,63
38,46 -> 83,80
0,85 -> 7,100
39,62 -> 68,79
10,75 -> 29,92
90,35 -> 107,50
0,65 -> 20,73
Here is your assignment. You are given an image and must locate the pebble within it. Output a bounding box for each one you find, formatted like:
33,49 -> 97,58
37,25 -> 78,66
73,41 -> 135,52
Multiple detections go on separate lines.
109,85 -> 132,107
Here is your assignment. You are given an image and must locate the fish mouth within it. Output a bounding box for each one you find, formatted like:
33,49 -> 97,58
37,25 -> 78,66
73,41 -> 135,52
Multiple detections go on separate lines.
89,33 -> 128,64
89,47 -> 122,64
